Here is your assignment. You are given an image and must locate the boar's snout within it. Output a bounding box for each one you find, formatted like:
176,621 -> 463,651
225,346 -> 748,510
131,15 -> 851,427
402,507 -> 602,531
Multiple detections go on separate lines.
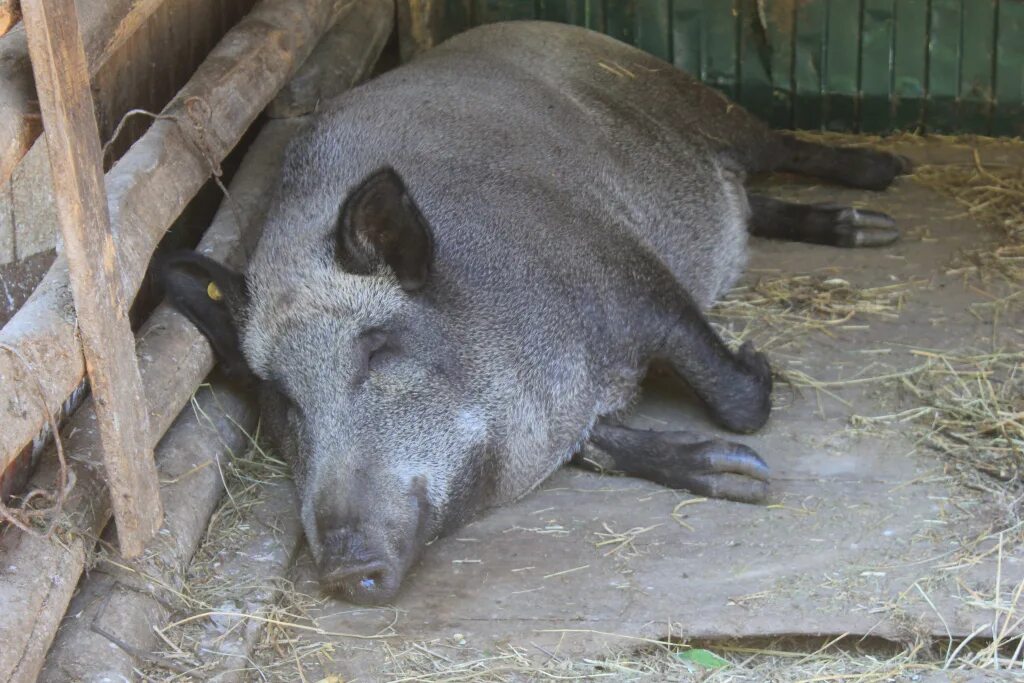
318,527 -> 399,604
312,475 -> 431,605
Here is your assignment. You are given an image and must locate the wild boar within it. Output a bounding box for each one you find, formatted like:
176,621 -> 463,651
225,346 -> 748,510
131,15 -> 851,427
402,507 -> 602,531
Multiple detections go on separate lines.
162,21 -> 907,604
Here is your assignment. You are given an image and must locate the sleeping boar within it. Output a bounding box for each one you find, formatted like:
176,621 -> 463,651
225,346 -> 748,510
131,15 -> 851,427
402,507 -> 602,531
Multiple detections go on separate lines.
162,21 -> 907,604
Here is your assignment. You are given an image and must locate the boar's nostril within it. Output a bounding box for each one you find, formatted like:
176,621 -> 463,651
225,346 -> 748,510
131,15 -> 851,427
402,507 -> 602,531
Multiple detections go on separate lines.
320,560 -> 396,604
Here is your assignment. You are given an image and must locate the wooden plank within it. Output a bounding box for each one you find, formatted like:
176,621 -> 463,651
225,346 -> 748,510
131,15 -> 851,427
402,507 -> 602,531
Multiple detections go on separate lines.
397,0 -> 442,61
0,0 -> 19,36
0,0 -> 168,189
0,117 -> 303,683
0,0 -> 373,505
22,0 -> 162,557
37,383 -> 256,683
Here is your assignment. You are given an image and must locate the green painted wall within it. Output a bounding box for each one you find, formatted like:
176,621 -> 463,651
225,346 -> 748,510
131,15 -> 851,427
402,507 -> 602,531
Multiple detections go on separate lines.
428,0 -> 1024,135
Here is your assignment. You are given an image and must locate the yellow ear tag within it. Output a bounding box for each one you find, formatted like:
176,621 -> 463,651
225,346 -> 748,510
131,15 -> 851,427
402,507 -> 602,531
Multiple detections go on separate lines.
207,281 -> 223,301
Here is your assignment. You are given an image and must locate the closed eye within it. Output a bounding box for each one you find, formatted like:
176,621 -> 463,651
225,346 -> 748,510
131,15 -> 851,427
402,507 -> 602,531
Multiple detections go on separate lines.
358,327 -> 400,380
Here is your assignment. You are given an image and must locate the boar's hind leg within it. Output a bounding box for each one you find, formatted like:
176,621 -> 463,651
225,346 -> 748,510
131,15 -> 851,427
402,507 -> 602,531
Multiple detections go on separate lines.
573,422 -> 769,503
772,134 -> 912,191
747,194 -> 899,247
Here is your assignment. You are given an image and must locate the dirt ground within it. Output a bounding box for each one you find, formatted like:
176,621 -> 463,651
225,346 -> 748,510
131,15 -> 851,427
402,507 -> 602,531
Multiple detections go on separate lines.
147,137 -> 1023,682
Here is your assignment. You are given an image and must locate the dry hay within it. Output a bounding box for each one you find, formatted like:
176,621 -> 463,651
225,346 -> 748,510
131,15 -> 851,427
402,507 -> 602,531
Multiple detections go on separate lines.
281,631 -> 1023,682
710,272 -> 917,350
914,156 -> 1024,286
850,349 -> 1024,523
137,412 -> 297,681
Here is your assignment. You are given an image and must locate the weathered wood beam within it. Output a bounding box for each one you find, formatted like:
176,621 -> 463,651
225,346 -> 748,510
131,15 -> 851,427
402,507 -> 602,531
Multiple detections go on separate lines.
267,0 -> 393,118
0,0 -> 387,488
37,118 -> 297,681
38,383 -> 259,683
0,116 -> 306,683
22,0 -> 162,556
396,0 -> 444,62
0,0 -> 167,186
0,0 -> 19,37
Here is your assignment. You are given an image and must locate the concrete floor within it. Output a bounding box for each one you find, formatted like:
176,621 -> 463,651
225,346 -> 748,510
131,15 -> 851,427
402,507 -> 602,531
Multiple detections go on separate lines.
192,139 -> 1021,680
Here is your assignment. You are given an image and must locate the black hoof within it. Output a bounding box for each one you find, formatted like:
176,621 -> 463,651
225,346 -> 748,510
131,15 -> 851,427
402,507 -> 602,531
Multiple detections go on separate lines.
675,441 -> 770,504
833,207 -> 900,247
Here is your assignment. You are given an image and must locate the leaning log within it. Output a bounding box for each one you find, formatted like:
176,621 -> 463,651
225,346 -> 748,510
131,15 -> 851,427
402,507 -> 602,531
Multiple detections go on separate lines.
0,0 -> 168,185
36,383 -> 259,683
0,0 -> 386,487
35,121 -> 295,682
267,0 -> 393,118
0,117 -> 303,683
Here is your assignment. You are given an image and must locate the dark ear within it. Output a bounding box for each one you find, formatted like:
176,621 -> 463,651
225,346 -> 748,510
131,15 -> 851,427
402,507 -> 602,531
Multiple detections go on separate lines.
335,167 -> 433,291
160,251 -> 252,380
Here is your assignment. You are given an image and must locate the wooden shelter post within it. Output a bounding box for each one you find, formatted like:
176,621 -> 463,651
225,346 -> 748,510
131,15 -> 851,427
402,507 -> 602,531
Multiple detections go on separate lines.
21,0 -> 162,557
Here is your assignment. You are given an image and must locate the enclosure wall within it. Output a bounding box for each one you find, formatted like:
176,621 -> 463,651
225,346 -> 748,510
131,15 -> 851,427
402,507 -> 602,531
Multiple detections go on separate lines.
431,0 -> 1024,135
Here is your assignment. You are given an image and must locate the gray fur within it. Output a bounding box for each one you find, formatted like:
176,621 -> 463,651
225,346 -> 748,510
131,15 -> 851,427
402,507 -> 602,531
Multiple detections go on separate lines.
207,21 -> 895,603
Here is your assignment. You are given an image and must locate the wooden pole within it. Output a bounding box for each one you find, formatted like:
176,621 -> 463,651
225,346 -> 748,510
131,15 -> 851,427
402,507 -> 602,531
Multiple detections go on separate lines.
0,0 -> 374,485
0,0 -> 19,36
396,0 -> 443,62
21,0 -> 161,556
0,0 -> 167,188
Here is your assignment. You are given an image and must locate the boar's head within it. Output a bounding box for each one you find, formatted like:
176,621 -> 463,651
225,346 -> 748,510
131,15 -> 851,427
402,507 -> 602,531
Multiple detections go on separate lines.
162,166 -> 503,605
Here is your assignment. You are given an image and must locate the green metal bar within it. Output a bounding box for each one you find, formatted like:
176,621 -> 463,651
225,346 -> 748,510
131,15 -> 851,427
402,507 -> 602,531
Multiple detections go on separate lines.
891,0 -> 927,130
672,0 -> 703,75
473,0 -> 535,23
794,0 -> 827,129
824,0 -> 861,131
860,0 -> 895,132
700,0 -> 738,98
959,0 -> 996,134
737,0 -> 773,123
764,0 -> 795,129
994,0 -> 1024,136
927,0 -> 962,132
540,0 -> 591,24
636,0 -> 671,61
604,0 -> 637,44
583,0 -> 604,31
441,0 -> 474,35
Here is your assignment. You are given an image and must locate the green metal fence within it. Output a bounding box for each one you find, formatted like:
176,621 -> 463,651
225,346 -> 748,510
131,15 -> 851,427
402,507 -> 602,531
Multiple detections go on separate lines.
432,0 -> 1024,135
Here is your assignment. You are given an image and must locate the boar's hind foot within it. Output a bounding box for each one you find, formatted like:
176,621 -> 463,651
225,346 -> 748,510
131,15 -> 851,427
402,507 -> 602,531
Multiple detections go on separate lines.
747,195 -> 900,248
574,423 -> 769,504
775,134 -> 912,191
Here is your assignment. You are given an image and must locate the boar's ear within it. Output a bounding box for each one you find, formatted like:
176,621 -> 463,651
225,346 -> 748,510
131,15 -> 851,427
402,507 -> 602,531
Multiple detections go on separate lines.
335,167 -> 433,291
160,251 -> 253,380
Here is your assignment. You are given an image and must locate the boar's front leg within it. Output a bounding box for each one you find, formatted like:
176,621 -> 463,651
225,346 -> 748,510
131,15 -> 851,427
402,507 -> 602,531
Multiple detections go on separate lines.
574,422 -> 769,503
653,291 -> 773,434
